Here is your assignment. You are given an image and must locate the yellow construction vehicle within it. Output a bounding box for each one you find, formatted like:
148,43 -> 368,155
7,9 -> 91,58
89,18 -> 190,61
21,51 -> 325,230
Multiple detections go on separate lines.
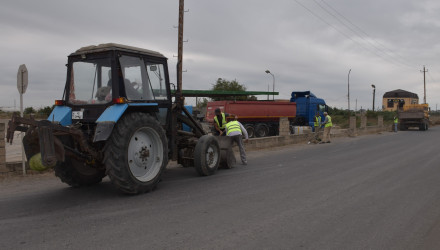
398,104 -> 429,131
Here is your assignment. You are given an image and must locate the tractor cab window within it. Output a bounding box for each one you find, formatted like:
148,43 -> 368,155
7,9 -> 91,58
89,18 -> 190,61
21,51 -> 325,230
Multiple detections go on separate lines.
147,63 -> 167,100
119,55 -> 167,101
318,104 -> 327,112
68,59 -> 112,105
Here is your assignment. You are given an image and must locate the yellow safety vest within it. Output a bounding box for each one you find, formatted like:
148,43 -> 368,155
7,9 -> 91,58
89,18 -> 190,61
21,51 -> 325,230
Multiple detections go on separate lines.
394,118 -> 398,124
226,121 -> 241,135
314,116 -> 321,127
214,113 -> 226,129
325,115 -> 333,128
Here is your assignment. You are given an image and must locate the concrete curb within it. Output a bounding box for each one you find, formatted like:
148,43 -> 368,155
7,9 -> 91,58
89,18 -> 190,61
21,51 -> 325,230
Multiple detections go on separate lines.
1,126 -> 392,176
245,126 -> 391,151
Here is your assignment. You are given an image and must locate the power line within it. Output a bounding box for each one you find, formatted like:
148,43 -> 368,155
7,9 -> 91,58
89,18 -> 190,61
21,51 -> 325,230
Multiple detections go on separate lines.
427,71 -> 436,83
315,0 -> 416,69
294,0 -> 418,69
293,0 -> 384,59
320,0 -> 418,69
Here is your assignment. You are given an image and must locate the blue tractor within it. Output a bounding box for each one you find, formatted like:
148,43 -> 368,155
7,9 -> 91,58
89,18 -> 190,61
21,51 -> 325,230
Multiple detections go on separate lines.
7,43 -> 222,194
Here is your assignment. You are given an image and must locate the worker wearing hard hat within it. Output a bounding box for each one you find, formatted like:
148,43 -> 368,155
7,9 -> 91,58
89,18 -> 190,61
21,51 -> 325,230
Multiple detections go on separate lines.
225,115 -> 249,165
320,112 -> 333,143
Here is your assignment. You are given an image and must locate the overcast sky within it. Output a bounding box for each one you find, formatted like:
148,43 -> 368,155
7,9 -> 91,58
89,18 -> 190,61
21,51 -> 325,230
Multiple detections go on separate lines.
1,0 -> 439,111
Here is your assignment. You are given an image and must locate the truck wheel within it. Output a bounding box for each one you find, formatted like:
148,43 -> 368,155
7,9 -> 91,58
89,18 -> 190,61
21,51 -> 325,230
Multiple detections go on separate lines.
245,124 -> 255,138
255,123 -> 269,137
105,113 -> 168,194
194,135 -> 220,176
54,156 -> 106,187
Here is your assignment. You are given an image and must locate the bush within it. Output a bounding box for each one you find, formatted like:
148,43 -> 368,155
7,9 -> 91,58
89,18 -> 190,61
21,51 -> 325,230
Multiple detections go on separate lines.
24,107 -> 36,114
38,106 -> 54,117
366,110 -> 377,118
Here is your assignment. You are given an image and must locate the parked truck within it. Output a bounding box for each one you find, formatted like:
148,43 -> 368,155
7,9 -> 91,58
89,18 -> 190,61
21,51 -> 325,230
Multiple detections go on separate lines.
398,104 -> 429,131
206,91 -> 327,137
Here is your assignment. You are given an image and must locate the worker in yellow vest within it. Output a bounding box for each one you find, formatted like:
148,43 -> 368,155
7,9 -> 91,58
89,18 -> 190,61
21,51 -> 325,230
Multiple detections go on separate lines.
313,112 -> 322,142
320,112 -> 333,143
393,116 -> 398,132
213,108 -> 231,136
225,115 -> 249,165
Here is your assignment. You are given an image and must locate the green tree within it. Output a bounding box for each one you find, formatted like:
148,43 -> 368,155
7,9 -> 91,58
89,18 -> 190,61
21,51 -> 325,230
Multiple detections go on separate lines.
211,78 -> 255,101
24,107 -> 36,114
196,98 -> 209,109
38,105 -> 55,117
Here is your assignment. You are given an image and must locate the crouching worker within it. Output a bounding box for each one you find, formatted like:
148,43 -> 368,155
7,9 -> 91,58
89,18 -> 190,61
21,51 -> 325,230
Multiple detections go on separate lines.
213,108 -> 231,136
225,115 -> 249,165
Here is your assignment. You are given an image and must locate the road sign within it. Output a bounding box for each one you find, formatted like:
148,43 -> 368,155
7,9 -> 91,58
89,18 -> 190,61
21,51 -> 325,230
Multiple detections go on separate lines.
17,64 -> 28,94
16,64 -> 28,176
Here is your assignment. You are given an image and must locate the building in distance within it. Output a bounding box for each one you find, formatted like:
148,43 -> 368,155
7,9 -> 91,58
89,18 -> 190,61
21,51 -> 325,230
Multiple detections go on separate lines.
382,89 -> 418,111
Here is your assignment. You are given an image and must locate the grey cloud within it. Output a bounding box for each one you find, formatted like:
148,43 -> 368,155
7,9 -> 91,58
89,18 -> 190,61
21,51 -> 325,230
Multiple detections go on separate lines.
0,0 -> 438,111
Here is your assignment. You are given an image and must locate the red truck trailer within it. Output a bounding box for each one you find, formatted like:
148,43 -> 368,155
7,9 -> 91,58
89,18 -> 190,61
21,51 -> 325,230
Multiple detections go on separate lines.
206,100 -> 296,137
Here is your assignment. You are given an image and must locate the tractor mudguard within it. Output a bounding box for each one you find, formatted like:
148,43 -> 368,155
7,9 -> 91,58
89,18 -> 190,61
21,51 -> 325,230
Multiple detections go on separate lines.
93,103 -> 159,142
47,106 -> 72,126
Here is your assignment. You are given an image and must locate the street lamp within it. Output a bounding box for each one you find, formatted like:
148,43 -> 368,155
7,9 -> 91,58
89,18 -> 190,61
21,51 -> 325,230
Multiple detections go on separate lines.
265,70 -> 275,100
348,69 -> 351,116
371,84 -> 376,111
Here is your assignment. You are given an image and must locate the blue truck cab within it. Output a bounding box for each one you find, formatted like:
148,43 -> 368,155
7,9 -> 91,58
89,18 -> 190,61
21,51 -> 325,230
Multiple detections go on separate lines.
290,91 -> 328,128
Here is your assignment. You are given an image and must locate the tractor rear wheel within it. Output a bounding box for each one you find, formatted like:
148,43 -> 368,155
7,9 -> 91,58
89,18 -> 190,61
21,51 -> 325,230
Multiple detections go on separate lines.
194,135 -> 220,176
105,112 -> 168,194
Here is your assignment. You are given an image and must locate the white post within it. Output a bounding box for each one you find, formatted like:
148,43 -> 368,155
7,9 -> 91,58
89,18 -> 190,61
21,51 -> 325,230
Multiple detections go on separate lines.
20,93 -> 26,175
17,64 -> 28,175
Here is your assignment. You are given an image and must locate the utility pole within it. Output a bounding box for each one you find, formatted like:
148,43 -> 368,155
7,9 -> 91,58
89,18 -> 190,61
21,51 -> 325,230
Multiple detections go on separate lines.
371,84 -> 376,111
348,69 -> 351,115
172,0 -> 185,161
177,0 -> 184,103
421,66 -> 428,104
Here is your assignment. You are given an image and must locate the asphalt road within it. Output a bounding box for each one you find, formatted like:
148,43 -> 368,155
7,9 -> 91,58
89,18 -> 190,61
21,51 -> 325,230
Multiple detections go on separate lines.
1,127 -> 440,250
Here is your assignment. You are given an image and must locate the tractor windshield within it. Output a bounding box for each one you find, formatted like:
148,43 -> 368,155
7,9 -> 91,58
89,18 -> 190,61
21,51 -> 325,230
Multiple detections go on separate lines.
119,55 -> 167,101
68,58 -> 112,105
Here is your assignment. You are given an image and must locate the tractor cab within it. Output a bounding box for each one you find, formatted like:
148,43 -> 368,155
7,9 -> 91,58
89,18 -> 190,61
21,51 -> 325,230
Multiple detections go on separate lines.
63,43 -> 172,124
